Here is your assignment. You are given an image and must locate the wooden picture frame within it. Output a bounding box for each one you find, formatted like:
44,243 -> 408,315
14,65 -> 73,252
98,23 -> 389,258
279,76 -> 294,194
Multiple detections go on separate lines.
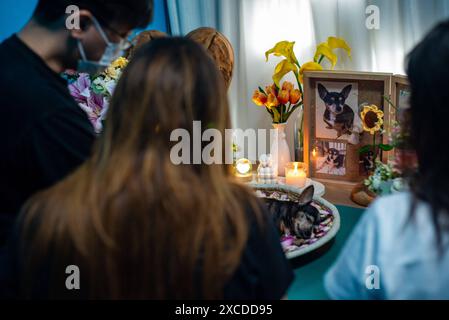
389,75 -> 412,161
303,70 -> 392,185
391,75 -> 410,118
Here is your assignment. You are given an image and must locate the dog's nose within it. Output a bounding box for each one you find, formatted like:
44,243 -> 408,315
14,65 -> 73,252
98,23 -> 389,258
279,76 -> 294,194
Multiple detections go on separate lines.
336,106 -> 342,112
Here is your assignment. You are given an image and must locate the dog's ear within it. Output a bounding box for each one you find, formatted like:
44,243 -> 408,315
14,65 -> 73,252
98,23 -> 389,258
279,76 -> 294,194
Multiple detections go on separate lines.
318,84 -> 328,100
298,185 -> 314,206
341,85 -> 352,99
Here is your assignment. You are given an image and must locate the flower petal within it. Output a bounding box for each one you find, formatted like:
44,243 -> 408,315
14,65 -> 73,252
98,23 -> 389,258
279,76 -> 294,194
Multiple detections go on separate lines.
327,37 -> 352,57
273,60 -> 298,88
299,61 -> 323,83
314,42 -> 337,68
265,41 -> 298,65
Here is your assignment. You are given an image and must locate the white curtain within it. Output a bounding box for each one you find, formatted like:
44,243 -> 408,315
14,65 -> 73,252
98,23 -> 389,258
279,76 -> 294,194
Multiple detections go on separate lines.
167,0 -> 449,155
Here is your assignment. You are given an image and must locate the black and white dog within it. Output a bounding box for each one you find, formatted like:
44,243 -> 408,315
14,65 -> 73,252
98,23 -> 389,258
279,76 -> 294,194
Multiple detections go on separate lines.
318,84 -> 355,138
317,148 -> 345,172
265,185 -> 320,241
361,150 -> 375,173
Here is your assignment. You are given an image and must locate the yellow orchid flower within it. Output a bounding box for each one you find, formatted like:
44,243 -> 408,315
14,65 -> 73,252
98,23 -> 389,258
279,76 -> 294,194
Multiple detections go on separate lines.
314,42 -> 337,68
298,61 -> 323,83
265,41 -> 299,65
327,37 -> 352,58
272,59 -> 298,88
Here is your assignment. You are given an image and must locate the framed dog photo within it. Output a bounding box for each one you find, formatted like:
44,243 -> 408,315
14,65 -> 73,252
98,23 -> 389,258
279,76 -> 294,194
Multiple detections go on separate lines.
314,140 -> 347,176
303,71 -> 392,184
315,81 -> 359,141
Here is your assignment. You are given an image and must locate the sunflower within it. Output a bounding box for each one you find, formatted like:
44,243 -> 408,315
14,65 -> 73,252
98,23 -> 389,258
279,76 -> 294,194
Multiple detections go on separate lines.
361,105 -> 384,135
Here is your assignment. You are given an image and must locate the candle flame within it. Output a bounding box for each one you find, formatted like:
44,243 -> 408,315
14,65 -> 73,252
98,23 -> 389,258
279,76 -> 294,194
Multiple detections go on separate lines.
312,148 -> 317,157
293,162 -> 299,174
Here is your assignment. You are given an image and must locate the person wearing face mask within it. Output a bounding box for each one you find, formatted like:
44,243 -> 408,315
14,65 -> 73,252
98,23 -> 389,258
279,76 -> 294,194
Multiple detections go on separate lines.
0,0 -> 154,246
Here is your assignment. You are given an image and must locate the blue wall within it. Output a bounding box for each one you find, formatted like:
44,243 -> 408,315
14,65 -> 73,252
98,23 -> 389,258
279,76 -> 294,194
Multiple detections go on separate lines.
0,0 -> 169,42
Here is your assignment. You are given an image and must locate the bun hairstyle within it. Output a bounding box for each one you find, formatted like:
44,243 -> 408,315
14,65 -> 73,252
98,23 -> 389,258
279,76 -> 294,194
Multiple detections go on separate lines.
187,27 -> 235,89
126,30 -> 168,59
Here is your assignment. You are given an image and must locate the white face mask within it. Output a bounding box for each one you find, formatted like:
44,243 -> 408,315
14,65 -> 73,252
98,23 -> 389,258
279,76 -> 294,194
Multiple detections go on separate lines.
77,16 -> 130,75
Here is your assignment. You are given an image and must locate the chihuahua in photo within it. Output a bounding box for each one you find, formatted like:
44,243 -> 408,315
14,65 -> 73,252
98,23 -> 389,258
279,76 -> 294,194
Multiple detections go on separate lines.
361,150 -> 375,173
265,185 -> 321,241
318,84 -> 355,138
317,147 -> 345,173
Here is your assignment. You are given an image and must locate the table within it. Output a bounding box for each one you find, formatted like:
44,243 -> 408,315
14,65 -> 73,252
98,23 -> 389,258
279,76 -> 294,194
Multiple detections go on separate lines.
287,205 -> 364,300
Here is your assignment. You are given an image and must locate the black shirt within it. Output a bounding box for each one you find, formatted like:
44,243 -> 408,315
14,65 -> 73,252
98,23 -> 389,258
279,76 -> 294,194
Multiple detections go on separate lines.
0,203 -> 294,300
0,35 -> 95,245
223,204 -> 294,300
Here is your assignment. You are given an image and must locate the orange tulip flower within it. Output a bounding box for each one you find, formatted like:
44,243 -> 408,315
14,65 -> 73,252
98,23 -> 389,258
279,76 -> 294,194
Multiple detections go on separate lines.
252,90 -> 268,106
289,89 -> 302,105
277,89 -> 290,105
282,81 -> 294,92
266,93 -> 279,109
265,84 -> 278,97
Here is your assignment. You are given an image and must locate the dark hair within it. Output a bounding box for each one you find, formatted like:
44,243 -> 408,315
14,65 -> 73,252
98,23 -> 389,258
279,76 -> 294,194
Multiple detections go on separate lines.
406,20 -> 449,243
33,0 -> 153,29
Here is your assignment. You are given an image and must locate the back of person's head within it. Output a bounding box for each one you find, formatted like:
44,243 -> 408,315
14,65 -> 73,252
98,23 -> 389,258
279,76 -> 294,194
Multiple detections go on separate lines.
187,27 -> 235,89
407,20 -> 449,238
33,0 -> 153,30
20,37 -> 259,299
126,30 -> 168,59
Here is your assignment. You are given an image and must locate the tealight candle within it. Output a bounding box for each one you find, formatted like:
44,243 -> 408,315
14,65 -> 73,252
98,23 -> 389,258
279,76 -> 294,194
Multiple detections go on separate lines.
285,162 -> 307,188
234,158 -> 253,182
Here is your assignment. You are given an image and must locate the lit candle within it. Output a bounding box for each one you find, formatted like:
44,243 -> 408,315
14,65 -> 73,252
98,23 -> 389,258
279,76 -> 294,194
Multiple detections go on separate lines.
285,162 -> 307,188
234,158 -> 253,182
312,148 -> 317,158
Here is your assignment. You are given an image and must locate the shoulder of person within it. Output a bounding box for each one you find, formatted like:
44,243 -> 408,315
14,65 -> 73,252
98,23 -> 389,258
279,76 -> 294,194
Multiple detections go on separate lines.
365,192 -> 439,257
368,192 -> 413,224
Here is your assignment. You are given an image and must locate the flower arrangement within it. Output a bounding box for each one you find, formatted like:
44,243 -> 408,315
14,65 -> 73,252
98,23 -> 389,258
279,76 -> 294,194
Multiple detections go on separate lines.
364,160 -> 402,195
252,82 -> 302,124
252,37 -> 351,124
63,57 -> 129,133
358,104 -> 393,163
359,99 -> 416,196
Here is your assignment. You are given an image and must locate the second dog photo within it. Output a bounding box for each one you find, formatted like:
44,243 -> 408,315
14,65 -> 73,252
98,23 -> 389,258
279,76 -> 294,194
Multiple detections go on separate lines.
315,141 -> 347,176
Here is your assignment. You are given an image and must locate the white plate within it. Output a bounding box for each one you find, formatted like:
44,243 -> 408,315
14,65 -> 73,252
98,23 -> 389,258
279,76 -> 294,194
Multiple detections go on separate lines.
250,179 -> 326,198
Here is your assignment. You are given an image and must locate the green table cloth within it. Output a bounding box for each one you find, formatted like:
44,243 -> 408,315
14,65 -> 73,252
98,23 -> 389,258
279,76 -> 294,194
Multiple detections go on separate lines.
288,205 -> 365,300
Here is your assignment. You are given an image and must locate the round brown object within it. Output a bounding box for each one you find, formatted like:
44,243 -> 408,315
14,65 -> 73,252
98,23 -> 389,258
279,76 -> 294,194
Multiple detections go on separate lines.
187,27 -> 235,89
126,30 -> 168,59
350,182 -> 377,207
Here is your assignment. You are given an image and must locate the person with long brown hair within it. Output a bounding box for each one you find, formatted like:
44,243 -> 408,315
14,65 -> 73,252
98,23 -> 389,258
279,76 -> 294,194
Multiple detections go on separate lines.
0,37 -> 293,299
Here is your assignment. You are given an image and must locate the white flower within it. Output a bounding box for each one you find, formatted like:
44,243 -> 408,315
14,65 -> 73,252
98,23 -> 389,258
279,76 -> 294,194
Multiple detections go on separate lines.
371,176 -> 382,191
104,79 -> 117,96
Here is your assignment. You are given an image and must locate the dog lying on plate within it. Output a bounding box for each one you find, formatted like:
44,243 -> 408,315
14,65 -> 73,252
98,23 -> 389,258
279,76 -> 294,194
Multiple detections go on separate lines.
264,185 -> 321,243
